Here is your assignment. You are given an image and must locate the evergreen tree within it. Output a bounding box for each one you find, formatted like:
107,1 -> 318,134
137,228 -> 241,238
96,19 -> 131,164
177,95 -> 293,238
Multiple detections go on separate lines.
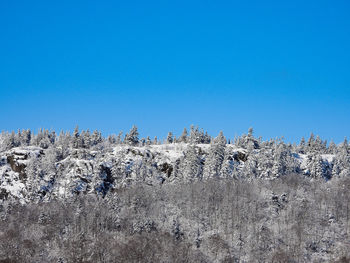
314,135 -> 325,152
328,140 -> 337,154
83,129 -> 91,148
203,131 -> 226,179
25,154 -> 41,200
72,126 -> 80,149
271,143 -> 293,178
220,148 -> 237,178
107,134 -> 117,145
181,145 -> 202,181
198,128 -> 205,143
124,125 -> 139,146
166,132 -> 174,144
307,132 -> 315,152
116,131 -> 123,144
309,154 -> 325,179
340,137 -> 348,154
299,137 -> 306,153
4,131 -> 17,150
332,147 -> 350,177
41,147 -> 58,179
204,132 -> 211,144
179,128 -> 188,143
139,138 -> 146,146
189,125 -> 200,144
91,130 -> 103,146
248,127 -> 254,137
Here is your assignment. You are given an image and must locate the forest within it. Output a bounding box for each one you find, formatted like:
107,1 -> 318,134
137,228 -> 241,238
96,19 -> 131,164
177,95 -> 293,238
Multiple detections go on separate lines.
0,126 -> 349,262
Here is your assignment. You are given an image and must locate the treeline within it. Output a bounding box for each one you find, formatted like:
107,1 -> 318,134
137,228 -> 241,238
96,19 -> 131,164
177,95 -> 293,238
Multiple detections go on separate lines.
1,125 -> 346,153
0,125 -> 212,150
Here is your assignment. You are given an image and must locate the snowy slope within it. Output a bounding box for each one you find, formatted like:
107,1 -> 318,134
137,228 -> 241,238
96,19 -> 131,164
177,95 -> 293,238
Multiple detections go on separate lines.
0,143 -> 336,203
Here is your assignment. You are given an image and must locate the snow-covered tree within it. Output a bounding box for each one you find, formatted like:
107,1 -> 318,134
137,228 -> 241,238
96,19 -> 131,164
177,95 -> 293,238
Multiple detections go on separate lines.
178,128 -> 188,143
298,137 -> 306,153
309,154 -> 325,179
116,131 -> 123,144
235,128 -> 259,150
3,131 -> 17,150
91,130 -> 103,146
332,147 -> 350,177
146,136 -> 151,146
220,148 -> 238,179
306,132 -> 315,152
124,126 -> 139,146
21,129 -> 32,146
181,145 -> 203,181
328,140 -> 337,154
72,126 -> 80,149
271,143 -> 288,178
166,132 -> 174,144
203,131 -> 226,179
83,129 -> 91,148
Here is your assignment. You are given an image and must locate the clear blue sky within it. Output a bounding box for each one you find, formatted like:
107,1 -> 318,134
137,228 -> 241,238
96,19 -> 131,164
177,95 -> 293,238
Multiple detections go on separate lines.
0,0 -> 349,143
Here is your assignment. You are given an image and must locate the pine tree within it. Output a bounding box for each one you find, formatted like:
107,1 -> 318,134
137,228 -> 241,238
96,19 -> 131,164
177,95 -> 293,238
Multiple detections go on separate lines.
72,126 -> 80,149
139,138 -> 146,146
166,132 -> 174,144
204,132 -> 211,144
332,147 -> 350,177
84,130 -> 91,148
4,131 -> 16,150
203,131 -> 226,179
248,127 -> 254,137
307,132 -> 315,152
314,135 -> 325,152
91,130 -> 102,146
237,127 -> 259,150
107,134 -> 117,145
15,129 -> 22,147
41,147 -> 58,178
198,128 -> 205,143
299,137 -> 306,153
179,128 -> 188,143
146,136 -> 151,146
271,143 -> 290,178
26,154 -> 40,200
309,154 -> 324,179
124,126 -> 139,146
116,131 -> 123,144
181,145 -> 202,181
189,125 -> 199,144
328,140 -> 337,154
340,137 -> 348,154
220,148 -> 237,178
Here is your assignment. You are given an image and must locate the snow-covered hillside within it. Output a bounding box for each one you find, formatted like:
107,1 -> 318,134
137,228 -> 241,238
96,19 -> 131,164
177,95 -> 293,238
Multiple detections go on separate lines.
0,143 -> 247,203
0,127 -> 350,262
0,138 -> 346,204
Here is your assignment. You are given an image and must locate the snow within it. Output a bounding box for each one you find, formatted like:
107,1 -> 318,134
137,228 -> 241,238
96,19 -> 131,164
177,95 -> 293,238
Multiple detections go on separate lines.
297,153 -> 308,169
0,169 -> 26,203
0,144 -> 340,203
321,154 -> 335,163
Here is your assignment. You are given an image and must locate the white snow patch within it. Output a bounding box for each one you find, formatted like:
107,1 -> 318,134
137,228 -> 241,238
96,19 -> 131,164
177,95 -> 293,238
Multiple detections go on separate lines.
321,154 -> 335,163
